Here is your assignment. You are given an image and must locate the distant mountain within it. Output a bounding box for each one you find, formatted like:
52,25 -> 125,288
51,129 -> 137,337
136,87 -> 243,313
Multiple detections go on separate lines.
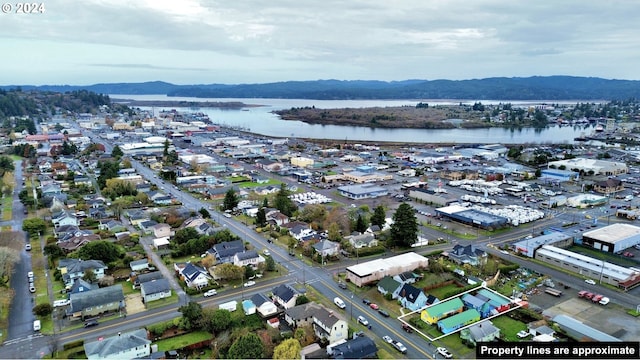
3,76 -> 640,100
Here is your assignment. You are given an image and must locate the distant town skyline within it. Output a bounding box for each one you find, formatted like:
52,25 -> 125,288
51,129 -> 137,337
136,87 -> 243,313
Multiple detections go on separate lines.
2,0 -> 639,85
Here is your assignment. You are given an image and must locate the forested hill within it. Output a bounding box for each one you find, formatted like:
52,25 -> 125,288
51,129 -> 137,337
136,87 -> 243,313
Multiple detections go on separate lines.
4,76 -> 640,100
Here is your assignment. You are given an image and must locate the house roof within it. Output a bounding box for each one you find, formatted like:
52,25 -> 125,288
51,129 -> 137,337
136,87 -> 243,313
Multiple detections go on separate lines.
377,276 -> 401,293
468,320 -> 500,340
58,258 -> 107,274
180,263 -> 210,282
312,239 -> 339,252
135,271 -> 164,285
272,284 -> 297,303
313,307 -> 342,329
130,259 -> 149,267
451,244 -> 486,258
423,298 -> 464,318
235,250 -> 259,261
438,309 -> 481,330
333,336 -> 378,359
398,283 -> 423,304
141,279 -> 171,295
211,240 -> 244,258
250,293 -> 271,307
70,278 -> 98,293
84,328 -> 150,358
462,293 -> 486,309
285,302 -> 321,321
69,284 -> 124,313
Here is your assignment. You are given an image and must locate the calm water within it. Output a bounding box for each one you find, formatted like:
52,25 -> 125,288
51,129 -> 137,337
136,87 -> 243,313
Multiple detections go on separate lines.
116,95 -> 595,144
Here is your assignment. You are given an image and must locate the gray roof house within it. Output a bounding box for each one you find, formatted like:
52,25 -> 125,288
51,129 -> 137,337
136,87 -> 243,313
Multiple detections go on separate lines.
313,239 -> 340,257
58,259 -> 108,288
377,276 -> 402,299
448,244 -> 487,266
209,240 -> 244,264
284,302 -> 321,328
84,328 -> 151,360
332,336 -> 378,359
134,271 -> 165,288
68,284 -> 125,319
140,279 -> 172,303
272,284 -> 299,309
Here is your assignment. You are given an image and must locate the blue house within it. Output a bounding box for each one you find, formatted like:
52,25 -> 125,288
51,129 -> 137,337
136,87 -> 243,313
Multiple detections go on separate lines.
398,283 -> 428,311
462,293 -> 493,318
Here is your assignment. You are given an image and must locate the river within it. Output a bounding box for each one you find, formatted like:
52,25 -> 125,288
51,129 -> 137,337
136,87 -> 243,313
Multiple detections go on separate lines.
114,95 -> 597,144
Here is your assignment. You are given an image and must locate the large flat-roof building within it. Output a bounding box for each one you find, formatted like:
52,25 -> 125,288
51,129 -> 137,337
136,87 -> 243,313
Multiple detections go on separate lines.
582,223 -> 640,254
547,158 -> 628,176
511,232 -> 574,258
436,204 -> 508,230
345,252 -> 428,287
337,184 -> 388,200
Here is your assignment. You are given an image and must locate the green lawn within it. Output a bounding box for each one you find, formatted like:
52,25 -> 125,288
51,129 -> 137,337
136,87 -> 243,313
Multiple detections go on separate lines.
154,331 -> 213,352
491,315 -> 528,341
2,196 -> 12,221
145,293 -> 179,310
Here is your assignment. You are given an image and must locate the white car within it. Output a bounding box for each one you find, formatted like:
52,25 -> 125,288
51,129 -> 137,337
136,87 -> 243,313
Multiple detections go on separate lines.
437,347 -> 453,359
516,330 -> 529,339
53,299 -> 70,307
263,249 -> 270,256
585,279 -> 596,285
392,341 -> 407,354
357,316 -> 369,326
382,335 -> 393,344
203,289 -> 217,297
243,281 -> 256,287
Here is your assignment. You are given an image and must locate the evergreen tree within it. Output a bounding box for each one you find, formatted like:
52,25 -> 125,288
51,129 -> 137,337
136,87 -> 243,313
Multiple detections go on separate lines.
111,145 -> 123,158
370,205 -> 386,228
355,214 -> 367,233
256,208 -> 267,227
223,189 -> 239,211
389,203 -> 418,247
274,183 -> 297,216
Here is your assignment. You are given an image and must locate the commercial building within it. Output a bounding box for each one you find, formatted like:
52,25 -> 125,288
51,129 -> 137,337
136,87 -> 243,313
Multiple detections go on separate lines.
435,204 -> 508,229
345,252 -> 428,287
552,315 -> 621,342
547,158 -> 628,176
582,223 -> 640,254
337,184 -> 388,200
511,232 -> 573,258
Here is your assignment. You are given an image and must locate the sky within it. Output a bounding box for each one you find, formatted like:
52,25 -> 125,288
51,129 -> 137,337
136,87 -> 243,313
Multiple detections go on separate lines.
2,0 -> 640,85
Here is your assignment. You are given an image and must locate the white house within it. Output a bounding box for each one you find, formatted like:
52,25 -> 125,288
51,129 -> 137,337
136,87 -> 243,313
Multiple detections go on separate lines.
233,250 -> 264,268
84,328 -> 151,360
140,279 -> 171,303
313,307 -> 348,345
176,263 -> 212,289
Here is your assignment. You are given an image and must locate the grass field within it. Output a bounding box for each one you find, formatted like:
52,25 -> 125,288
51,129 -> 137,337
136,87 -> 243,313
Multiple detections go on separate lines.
154,331 -> 212,352
2,195 -> 12,221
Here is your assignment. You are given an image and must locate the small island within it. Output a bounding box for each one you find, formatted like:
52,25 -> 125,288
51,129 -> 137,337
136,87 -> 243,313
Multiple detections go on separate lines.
274,102 -> 549,129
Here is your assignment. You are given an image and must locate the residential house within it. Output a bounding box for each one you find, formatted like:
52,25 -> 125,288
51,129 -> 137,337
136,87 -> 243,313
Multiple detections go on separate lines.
57,234 -> 99,253
74,175 -> 93,187
288,223 -> 315,241
129,259 -> 150,272
68,284 -> 125,319
89,207 -> 110,220
152,223 -> 172,238
133,271 -> 165,289
87,197 -> 106,209
176,262 -> 212,289
127,210 -> 149,228
51,162 -> 68,176
313,307 -> 348,344
448,244 -> 487,266
255,158 -> 283,172
54,224 -> 80,239
348,232 -> 378,248
140,279 -> 172,303
136,183 -> 151,193
233,250 -> 264,268
52,211 -> 78,228
58,259 -> 108,288
42,184 -> 62,196
462,293 -> 495,318
272,284 -> 299,309
98,220 -> 126,233
84,328 -> 151,360
69,278 -> 98,294
284,302 -> 321,328
460,321 -> 501,345
398,283 -> 429,311
332,336 -> 378,360
209,240 -> 245,264
437,309 -> 481,334
376,276 -> 402,299
139,220 -> 159,235
266,210 -> 289,227
393,271 -> 419,285
313,239 -> 340,258
475,289 -> 511,313
249,293 -> 278,317
421,298 -> 464,324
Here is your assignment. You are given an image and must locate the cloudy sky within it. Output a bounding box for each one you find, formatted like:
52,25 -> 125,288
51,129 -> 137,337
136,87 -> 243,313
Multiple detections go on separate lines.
2,0 -> 639,85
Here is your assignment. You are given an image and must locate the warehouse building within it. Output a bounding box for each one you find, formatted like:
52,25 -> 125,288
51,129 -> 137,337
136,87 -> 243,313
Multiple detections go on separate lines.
547,158 -> 628,176
581,223 -> 640,254
436,205 -> 508,230
535,245 -> 640,288
337,184 -> 388,200
511,232 -> 574,258
345,252 -> 428,287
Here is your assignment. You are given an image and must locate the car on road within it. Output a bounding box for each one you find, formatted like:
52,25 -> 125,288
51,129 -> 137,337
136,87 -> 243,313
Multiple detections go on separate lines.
402,323 -> 413,333
27,271 -> 34,280
392,341 -> 408,354
353,331 -> 365,337
338,281 -> 347,289
203,289 -> 218,297
263,249 -> 270,256
585,279 -> 596,285
334,297 -> 346,309
378,309 -> 390,317
516,330 -> 529,339
29,285 -> 36,293
357,316 -> 369,326
382,335 -> 393,344
223,213 -> 232,218
84,320 -> 99,328
369,303 -> 379,310
437,347 -> 453,358
243,281 -> 256,287
362,298 -> 371,305
25,244 -> 31,251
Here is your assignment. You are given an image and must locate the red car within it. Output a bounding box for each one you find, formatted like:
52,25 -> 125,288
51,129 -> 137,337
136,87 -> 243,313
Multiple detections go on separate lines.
369,303 -> 379,310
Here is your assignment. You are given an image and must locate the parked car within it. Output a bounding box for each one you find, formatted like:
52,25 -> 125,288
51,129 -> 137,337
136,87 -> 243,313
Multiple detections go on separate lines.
402,323 -> 413,333
53,299 -> 70,307
203,289 -> 218,297
243,281 -> 256,287
382,335 -> 393,344
357,316 -> 369,326
516,330 -> 529,339
437,347 -> 453,359
263,249 -> 270,256
392,341 -> 407,354
353,331 -> 365,338
29,285 -> 36,293
25,244 -> 31,251
84,320 -> 99,328
369,303 -> 379,310
362,298 -> 371,305
338,281 -> 347,289
585,279 -> 596,285
378,309 -> 390,317
334,297 -> 346,309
